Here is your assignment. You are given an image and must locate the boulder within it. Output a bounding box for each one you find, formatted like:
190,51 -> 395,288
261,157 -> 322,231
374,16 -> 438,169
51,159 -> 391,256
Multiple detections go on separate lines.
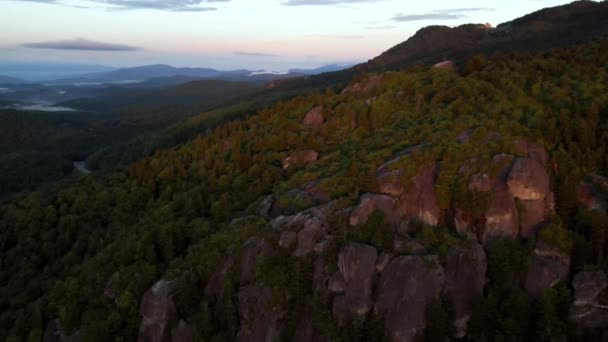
507,157 -> 551,201
444,243 -> 487,338
269,207 -> 329,256
376,144 -> 428,175
518,194 -> 555,239
376,253 -> 393,273
483,182 -> 519,243
455,129 -> 473,144
525,241 -> 570,298
171,320 -> 193,342
569,270 -> 608,330
332,243 -> 378,321
302,106 -> 324,128
350,194 -> 398,226
513,139 -> 550,166
453,209 -> 477,240
236,284 -> 286,342
397,164 -> 442,227
138,280 -> 177,342
434,60 -> 455,70
282,150 -> 319,170
375,256 -> 445,342
252,195 -> 275,218
239,238 -> 273,284
377,169 -> 406,197
279,231 -> 297,249
300,180 -> 331,203
341,74 -> 384,95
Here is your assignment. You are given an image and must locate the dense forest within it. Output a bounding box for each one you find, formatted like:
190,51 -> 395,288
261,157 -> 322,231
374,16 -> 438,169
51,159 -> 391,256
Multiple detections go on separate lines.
1,30 -> 608,341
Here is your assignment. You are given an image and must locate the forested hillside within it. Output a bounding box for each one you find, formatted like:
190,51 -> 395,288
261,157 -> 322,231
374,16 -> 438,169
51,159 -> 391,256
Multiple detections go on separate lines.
2,29 -> 608,342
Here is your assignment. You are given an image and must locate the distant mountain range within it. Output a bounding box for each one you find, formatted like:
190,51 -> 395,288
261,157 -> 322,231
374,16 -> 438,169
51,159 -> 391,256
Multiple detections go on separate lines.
0,63 -> 352,86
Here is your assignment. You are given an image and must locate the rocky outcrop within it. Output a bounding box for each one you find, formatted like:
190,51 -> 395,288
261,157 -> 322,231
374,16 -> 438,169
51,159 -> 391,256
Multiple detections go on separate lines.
138,280 -> 177,342
293,310 -> 329,342
525,241 -> 570,298
302,106 -> 324,128
341,74 -> 384,95
43,319 -> 80,342
282,150 -> 319,170
507,157 -> 551,201
483,182 -> 519,243
518,193 -> 555,239
171,320 -> 193,342
569,270 -> 608,330
269,207 -> 329,256
349,194 -> 398,227
375,255 -> 445,342
239,238 -> 273,284
444,243 -> 487,338
513,139 -> 550,166
332,243 -> 378,322
236,284 -> 286,342
398,164 -> 441,226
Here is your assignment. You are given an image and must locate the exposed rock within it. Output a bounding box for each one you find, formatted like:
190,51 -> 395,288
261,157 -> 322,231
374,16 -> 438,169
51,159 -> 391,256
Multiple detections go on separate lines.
43,319 -> 80,342
577,176 -> 608,212
453,209 -> 477,240
237,284 -> 286,342
349,194 -> 398,227
269,188 -> 318,218
171,320 -> 193,342
376,253 -> 393,273
469,173 -> 492,192
251,195 -> 275,218
434,60 -> 455,70
302,106 -> 325,127
444,243 -> 487,338
483,182 -> 519,243
341,74 -> 385,95
377,169 -> 406,197
375,255 -> 445,342
328,272 -> 346,294
269,207 -> 329,256
314,238 -> 334,255
397,164 -> 442,227
204,253 -> 236,301
138,280 -> 177,342
455,129 -> 473,144
282,150 -> 319,170
279,231 -> 297,249
313,257 -> 330,294
518,195 -> 554,239
332,243 -> 378,321
239,238 -> 273,284
507,157 -> 551,201
569,270 -> 608,330
525,241 -> 570,298
513,139 -> 550,166
300,180 -> 331,203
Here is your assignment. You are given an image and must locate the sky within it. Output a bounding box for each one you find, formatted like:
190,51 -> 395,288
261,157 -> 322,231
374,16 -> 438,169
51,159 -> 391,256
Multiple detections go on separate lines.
0,0 -> 576,71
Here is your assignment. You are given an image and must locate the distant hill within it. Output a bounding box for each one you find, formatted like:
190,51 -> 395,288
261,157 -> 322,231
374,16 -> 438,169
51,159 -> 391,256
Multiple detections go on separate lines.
288,64 -> 351,75
271,0 -> 608,92
361,0 -> 608,71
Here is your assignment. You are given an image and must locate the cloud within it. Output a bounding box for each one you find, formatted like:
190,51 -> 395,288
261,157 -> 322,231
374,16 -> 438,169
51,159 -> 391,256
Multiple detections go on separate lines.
23,38 -> 139,51
392,7 -> 493,22
233,51 -> 279,57
283,0 -> 385,6
9,0 -> 228,11
365,25 -> 395,30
